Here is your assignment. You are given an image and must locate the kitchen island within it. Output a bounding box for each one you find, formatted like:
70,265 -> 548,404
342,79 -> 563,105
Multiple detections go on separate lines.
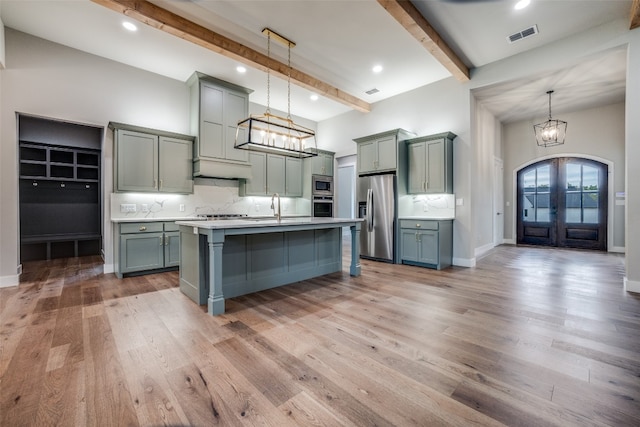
175,217 -> 363,315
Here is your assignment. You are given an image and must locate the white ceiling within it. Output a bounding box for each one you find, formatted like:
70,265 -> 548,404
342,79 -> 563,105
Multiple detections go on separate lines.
0,0 -> 632,123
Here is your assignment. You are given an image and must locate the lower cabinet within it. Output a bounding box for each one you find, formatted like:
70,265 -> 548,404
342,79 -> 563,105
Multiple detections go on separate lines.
116,221 -> 180,278
400,219 -> 453,270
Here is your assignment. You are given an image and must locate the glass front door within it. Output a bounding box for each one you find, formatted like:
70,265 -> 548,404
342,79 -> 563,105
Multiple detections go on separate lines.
517,158 -> 607,250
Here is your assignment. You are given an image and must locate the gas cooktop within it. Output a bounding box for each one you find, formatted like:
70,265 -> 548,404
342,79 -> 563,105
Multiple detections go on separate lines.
196,213 -> 248,220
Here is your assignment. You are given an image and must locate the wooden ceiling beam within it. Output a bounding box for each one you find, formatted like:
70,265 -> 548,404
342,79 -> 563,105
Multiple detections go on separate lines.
631,0 -> 640,30
90,0 -> 371,113
377,0 -> 469,82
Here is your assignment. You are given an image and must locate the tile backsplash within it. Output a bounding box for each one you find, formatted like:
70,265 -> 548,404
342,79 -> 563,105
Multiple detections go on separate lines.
110,178 -> 311,219
398,194 -> 455,219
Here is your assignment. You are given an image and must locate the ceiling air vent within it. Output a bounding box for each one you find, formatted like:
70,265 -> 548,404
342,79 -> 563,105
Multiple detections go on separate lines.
507,25 -> 538,44
365,88 -> 379,95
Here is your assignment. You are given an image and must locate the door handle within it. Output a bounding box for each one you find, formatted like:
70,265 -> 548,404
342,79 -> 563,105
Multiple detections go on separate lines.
366,188 -> 374,232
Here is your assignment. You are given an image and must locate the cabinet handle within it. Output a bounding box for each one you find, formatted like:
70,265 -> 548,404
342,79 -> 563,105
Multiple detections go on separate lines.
159,179 -> 163,189
425,180 -> 429,189
154,179 -> 158,189
422,181 -> 426,191
159,236 -> 163,246
164,235 -> 169,246
139,226 -> 147,231
416,223 -> 421,228
415,232 -> 419,242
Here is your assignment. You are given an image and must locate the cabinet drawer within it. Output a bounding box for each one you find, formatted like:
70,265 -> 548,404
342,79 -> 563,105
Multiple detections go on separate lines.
400,219 -> 439,230
120,222 -> 164,234
163,222 -> 179,232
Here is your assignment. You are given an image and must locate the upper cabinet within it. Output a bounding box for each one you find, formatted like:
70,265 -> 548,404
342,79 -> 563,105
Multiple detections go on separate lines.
354,129 -> 415,175
406,132 -> 455,194
188,72 -> 253,179
111,123 -> 194,194
307,148 -> 335,176
240,153 -> 302,197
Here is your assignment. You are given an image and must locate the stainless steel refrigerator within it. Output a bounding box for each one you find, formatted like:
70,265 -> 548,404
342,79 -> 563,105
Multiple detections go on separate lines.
357,174 -> 396,262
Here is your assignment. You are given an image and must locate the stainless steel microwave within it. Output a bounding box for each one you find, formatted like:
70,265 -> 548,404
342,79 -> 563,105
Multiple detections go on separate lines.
312,174 -> 333,196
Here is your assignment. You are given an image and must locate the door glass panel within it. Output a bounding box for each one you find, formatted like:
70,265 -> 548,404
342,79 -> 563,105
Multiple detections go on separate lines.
537,165 -> 550,191
536,193 -> 550,222
523,169 -> 536,191
583,193 -> 599,223
565,192 -> 581,223
522,194 -> 534,221
583,166 -> 598,190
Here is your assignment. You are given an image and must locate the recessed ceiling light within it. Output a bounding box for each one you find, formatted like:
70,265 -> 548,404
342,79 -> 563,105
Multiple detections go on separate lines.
122,22 -> 137,32
372,65 -> 383,73
236,66 -> 247,73
514,0 -> 530,10
310,94 -> 319,101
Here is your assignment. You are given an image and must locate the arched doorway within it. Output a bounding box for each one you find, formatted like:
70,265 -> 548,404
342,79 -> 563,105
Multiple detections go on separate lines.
517,157 -> 608,250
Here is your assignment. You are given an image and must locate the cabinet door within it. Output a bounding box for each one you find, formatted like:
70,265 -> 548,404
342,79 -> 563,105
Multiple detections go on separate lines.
426,138 -> 445,193
245,152 -> 267,195
116,130 -> 158,192
200,83 -> 224,159
418,230 -> 439,265
311,155 -> 325,176
285,157 -> 302,197
407,141 -> 426,194
225,90 -> 249,162
358,140 -> 377,174
376,136 -> 397,171
400,228 -> 419,262
164,231 -> 181,267
322,153 -> 334,176
266,154 -> 286,194
159,137 -> 193,193
120,233 -> 164,273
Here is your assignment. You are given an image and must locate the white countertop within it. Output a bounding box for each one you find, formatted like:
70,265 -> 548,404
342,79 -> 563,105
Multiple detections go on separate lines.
111,216 -> 205,223
398,216 -> 455,221
176,217 -> 363,230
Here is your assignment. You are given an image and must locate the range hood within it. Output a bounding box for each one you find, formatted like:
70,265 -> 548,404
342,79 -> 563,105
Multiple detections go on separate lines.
193,158 -> 252,180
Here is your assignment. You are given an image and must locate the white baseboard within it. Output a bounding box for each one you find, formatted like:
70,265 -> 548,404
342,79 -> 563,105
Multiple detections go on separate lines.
502,238 -> 516,245
475,242 -> 495,258
624,277 -> 640,293
453,257 -> 476,268
0,274 -> 20,288
609,246 -> 625,254
103,263 -> 115,274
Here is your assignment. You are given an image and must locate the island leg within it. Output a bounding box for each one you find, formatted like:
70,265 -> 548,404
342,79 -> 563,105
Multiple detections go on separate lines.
350,223 -> 361,276
207,229 -> 226,315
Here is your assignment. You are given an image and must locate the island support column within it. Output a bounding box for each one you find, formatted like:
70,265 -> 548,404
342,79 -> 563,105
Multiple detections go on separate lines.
207,229 -> 226,315
350,222 -> 361,276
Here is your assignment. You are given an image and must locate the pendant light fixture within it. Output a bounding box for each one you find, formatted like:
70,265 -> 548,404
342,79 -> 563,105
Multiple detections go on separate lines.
533,90 -> 567,147
235,28 -> 317,158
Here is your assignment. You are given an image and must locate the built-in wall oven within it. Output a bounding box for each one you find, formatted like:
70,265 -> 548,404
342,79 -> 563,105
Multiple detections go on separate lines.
312,196 -> 333,217
312,174 -> 334,217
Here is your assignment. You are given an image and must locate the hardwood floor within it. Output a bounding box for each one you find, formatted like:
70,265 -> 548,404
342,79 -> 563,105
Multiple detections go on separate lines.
1,245 -> 639,426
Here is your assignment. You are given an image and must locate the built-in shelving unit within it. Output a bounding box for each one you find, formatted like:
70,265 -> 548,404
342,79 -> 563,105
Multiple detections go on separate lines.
18,117 -> 103,262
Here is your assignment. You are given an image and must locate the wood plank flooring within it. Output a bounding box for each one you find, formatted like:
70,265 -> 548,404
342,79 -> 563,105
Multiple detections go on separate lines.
1,245 -> 639,426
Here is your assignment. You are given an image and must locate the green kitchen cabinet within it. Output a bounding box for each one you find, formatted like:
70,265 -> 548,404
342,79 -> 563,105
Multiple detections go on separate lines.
115,221 -> 182,278
400,219 -> 453,270
285,157 -> 303,196
406,132 -> 455,194
188,72 -> 253,179
354,129 -> 415,175
240,153 -> 302,197
112,123 -> 194,194
308,148 -> 334,176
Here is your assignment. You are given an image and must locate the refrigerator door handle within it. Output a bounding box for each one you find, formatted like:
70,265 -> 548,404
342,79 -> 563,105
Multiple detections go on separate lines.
366,188 -> 374,232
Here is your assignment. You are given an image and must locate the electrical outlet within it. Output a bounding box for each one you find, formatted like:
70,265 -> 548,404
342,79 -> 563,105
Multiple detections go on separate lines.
423,203 -> 429,212
255,204 -> 260,212
179,204 -> 185,212
456,198 -> 464,206
141,204 -> 149,213
120,203 -> 136,213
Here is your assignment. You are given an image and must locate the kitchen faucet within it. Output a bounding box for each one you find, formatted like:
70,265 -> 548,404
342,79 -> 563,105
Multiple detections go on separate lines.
270,193 -> 281,222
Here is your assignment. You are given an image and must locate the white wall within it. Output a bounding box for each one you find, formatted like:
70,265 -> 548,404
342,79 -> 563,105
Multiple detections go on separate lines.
0,29 -> 191,285
502,102 -> 626,251
625,33 -> 640,292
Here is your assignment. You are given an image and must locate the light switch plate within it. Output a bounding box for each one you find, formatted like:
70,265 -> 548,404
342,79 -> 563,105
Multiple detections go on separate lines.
141,204 -> 149,213
456,198 -> 464,206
